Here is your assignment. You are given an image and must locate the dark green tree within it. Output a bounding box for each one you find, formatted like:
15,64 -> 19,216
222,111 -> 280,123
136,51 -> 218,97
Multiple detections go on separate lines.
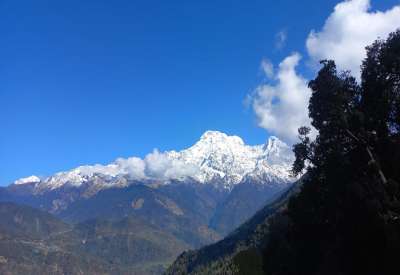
361,30 -> 400,136
263,30 -> 400,275
292,126 -> 313,176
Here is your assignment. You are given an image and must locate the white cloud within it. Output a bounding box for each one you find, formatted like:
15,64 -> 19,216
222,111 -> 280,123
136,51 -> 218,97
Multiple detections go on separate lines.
306,0 -> 400,79
73,157 -> 146,180
250,0 -> 400,143
251,53 -> 314,144
72,151 -> 198,182
275,30 -> 287,50
144,149 -> 199,180
115,157 -> 146,179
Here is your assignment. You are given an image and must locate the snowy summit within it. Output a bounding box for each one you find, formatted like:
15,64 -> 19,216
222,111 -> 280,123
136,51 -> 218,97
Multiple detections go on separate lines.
13,131 -> 296,192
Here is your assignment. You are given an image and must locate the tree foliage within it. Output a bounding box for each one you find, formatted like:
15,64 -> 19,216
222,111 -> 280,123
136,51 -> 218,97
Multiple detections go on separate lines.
263,30 -> 400,275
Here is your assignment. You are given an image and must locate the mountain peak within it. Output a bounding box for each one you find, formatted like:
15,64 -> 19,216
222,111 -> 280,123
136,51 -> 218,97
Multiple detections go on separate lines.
265,136 -> 286,151
13,131 -> 295,192
199,130 -> 244,146
200,130 -> 226,139
263,136 -> 293,166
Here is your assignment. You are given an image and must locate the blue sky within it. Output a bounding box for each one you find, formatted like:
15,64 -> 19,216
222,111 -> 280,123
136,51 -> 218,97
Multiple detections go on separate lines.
1,0 -> 399,185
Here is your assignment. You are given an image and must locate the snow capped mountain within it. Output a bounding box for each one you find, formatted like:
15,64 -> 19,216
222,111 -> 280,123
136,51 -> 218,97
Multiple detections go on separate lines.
13,131 -> 296,192
167,131 -> 294,187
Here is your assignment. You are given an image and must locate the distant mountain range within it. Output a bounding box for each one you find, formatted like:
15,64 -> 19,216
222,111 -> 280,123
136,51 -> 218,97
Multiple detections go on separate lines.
11,131 -> 294,192
0,131 -> 296,274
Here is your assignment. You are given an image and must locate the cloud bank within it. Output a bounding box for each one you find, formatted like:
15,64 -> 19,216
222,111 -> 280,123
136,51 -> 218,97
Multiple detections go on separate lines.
250,0 -> 400,143
252,53 -> 313,144
72,150 -> 199,182
307,0 -> 400,78
144,150 -> 199,180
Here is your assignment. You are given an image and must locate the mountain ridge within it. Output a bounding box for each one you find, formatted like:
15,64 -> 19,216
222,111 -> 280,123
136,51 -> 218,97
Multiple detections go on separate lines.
11,131 -> 295,194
